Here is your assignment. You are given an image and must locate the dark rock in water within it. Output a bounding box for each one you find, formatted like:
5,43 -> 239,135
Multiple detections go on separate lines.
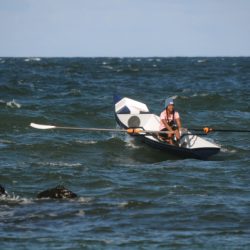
0,184 -> 8,197
37,185 -> 77,199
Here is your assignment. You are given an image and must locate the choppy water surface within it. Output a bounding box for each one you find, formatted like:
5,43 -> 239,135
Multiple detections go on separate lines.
0,57 -> 250,249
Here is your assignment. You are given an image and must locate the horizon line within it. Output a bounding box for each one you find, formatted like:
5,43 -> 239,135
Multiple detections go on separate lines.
1,55 -> 250,58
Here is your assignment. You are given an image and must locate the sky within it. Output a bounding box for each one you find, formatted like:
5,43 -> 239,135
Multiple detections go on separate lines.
0,0 -> 249,57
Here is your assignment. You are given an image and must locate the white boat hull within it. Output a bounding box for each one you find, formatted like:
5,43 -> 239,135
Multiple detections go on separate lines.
114,95 -> 220,160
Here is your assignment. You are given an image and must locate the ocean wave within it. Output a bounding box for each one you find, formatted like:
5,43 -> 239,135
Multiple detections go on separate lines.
102,65 -> 114,70
124,136 -> 142,149
35,161 -> 83,168
0,139 -> 14,149
24,57 -> 41,62
117,200 -> 153,209
0,193 -> 34,204
0,143 -> 7,148
60,88 -> 82,97
221,147 -> 237,154
1,57 -> 249,249
6,99 -> 22,108
75,140 -> 98,145
0,194 -> 92,205
191,92 -> 210,97
197,59 -> 208,63
115,67 -> 140,73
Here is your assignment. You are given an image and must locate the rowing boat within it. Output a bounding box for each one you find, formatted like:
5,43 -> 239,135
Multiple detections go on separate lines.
114,95 -> 220,160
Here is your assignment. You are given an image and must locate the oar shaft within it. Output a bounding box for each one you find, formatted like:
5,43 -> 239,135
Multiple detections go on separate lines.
30,123 -> 173,134
212,129 -> 250,132
190,127 -> 250,133
55,126 -> 126,132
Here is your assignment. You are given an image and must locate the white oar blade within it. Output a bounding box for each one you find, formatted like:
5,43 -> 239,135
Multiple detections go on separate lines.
30,123 -> 56,130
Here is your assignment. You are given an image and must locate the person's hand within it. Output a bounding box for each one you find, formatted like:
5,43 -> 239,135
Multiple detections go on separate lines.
179,128 -> 187,135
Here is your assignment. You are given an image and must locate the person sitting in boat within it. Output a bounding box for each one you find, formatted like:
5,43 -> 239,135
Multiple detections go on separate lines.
159,98 -> 182,145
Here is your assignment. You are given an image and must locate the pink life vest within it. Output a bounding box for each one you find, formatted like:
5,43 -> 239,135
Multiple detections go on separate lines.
159,110 -> 180,130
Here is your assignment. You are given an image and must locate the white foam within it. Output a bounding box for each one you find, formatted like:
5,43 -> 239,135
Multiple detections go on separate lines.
77,197 -> 92,203
221,147 -> 237,153
76,209 -> 85,216
0,139 -> 13,146
20,198 -> 34,204
18,80 -> 35,89
200,93 -> 209,97
118,201 -> 129,208
102,65 -> 113,70
0,193 -> 34,204
37,161 -> 82,168
75,140 -> 98,145
197,59 -> 207,63
48,213 -> 58,217
24,57 -> 41,62
6,99 -> 21,108
0,210 -> 15,217
125,136 -> 141,149
191,92 -> 209,97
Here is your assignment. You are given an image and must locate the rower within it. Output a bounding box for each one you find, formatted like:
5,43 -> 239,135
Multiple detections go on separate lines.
159,98 -> 182,145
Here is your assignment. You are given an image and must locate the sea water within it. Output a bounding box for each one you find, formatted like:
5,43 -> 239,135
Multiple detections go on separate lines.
0,57 -> 250,249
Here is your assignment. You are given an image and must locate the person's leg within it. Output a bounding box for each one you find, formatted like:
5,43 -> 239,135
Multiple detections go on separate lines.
158,128 -> 168,142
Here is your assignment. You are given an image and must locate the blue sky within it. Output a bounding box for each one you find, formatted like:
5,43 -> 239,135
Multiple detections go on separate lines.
0,0 -> 249,57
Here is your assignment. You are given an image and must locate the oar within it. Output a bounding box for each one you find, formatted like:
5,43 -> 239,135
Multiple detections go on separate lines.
30,123 -> 173,135
190,127 -> 250,134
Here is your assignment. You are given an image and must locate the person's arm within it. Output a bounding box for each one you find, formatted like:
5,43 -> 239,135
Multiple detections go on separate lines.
174,116 -> 182,140
176,118 -> 181,130
161,119 -> 174,133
